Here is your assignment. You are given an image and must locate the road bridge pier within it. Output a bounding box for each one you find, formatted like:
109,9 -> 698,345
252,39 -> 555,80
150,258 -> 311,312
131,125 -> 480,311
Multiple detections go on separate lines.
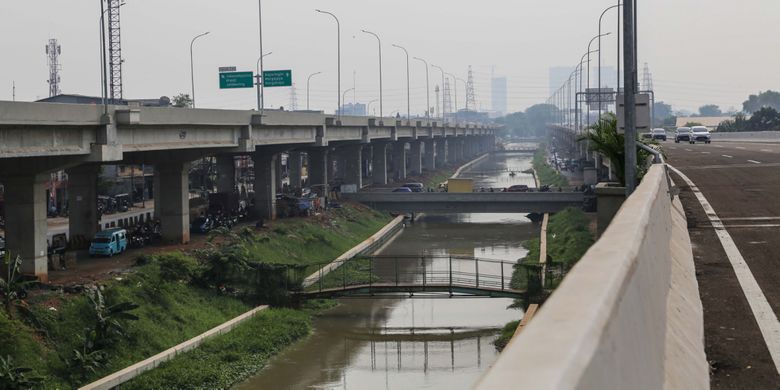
371,142 -> 389,185
67,164 -> 101,243
424,138 -> 436,171
435,139 -> 448,166
409,140 -> 423,175
155,162 -> 191,244
391,141 -> 407,180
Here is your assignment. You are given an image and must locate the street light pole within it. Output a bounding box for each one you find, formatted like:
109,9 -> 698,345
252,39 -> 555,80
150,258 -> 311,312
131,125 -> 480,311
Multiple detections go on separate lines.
599,4 -> 621,120
189,31 -> 210,108
258,0 -> 264,115
445,73 -> 458,116
255,51 -> 272,111
413,57 -> 430,120
362,30 -> 383,118
367,99 -> 378,116
431,64 -> 445,120
306,71 -> 323,110
342,87 -> 355,115
316,10 -> 340,118
392,44 -> 410,119
624,0 -> 637,194
587,32 -> 610,127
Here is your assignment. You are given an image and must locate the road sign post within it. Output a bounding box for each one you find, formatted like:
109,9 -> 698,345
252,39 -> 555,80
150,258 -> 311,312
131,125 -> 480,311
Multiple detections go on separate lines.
219,71 -> 254,89
262,70 -> 292,87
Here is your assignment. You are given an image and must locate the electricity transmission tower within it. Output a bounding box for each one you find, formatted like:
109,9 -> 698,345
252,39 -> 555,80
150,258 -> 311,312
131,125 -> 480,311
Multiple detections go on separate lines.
107,0 -> 124,100
641,63 -> 653,91
443,78 -> 453,116
465,66 -> 477,111
289,83 -> 299,111
45,39 -> 62,97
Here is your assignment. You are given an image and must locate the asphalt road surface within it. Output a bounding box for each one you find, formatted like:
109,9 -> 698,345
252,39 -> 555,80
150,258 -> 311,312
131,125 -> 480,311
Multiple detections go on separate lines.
666,140 -> 780,388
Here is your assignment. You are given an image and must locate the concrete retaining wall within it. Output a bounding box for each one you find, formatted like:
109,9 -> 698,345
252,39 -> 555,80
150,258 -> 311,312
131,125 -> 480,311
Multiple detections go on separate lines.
711,130 -> 780,142
477,165 -> 708,389
302,215 -> 405,288
78,305 -> 268,390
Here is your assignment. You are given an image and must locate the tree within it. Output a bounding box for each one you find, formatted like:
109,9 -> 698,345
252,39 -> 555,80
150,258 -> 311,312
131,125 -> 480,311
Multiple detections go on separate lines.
748,107 -> 780,131
498,111 -> 531,137
684,121 -> 703,127
698,104 -> 722,117
525,104 -> 559,137
172,93 -> 193,108
580,113 -> 656,186
653,101 -> 673,123
743,90 -> 780,113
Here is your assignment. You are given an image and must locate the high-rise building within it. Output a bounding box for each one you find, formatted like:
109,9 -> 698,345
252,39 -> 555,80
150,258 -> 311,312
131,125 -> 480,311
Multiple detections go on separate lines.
549,66 -> 575,96
491,76 -> 507,115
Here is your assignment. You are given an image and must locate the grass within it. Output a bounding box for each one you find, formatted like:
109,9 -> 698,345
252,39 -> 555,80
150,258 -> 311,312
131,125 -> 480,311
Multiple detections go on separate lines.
122,308 -> 312,390
532,148 -> 569,187
493,320 -> 520,352
0,203 -> 393,389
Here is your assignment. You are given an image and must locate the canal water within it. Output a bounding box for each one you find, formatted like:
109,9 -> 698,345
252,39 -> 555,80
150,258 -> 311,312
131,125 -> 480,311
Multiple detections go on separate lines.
235,151 -> 538,390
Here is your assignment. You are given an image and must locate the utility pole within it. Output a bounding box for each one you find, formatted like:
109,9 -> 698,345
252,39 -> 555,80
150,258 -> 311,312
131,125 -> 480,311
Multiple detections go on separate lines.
623,0 -> 637,194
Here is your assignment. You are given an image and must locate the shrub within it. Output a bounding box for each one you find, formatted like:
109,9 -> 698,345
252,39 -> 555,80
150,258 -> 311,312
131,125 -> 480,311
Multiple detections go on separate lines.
157,252 -> 200,282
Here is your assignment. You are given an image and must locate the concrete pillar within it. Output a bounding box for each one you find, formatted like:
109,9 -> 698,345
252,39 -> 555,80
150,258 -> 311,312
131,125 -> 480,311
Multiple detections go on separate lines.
424,139 -> 436,172
372,142 -> 389,185
155,162 -> 191,244
152,171 -> 161,219
409,141 -> 423,176
435,139 -> 448,167
392,142 -> 407,181
288,151 -> 302,189
341,144 -> 363,190
253,151 -> 277,220
215,155 -> 235,193
275,154 -> 285,192
67,164 -> 100,242
3,174 -> 48,281
455,139 -> 464,161
307,148 -> 328,196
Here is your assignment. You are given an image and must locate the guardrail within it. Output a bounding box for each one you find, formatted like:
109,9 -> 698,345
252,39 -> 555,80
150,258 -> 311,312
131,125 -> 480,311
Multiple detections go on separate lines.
476,164 -> 708,389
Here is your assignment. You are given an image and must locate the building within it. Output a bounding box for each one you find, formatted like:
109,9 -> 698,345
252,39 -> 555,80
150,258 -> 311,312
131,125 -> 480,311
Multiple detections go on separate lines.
337,103 -> 367,116
549,66 -> 575,96
36,94 -> 171,107
491,76 -> 508,115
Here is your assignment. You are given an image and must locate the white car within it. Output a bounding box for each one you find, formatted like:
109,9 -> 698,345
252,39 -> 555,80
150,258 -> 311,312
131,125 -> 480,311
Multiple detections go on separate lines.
689,126 -> 711,144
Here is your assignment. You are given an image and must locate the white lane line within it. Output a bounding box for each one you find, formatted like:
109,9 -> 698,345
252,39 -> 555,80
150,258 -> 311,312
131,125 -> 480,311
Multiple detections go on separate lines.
685,148 -> 693,152
722,155 -> 733,158
669,164 -> 780,374
736,146 -> 747,150
748,160 -> 762,164
715,145 -> 724,148
669,147 -> 678,150
723,224 -> 780,228
701,151 -> 711,154
761,149 -> 772,152
721,217 -> 780,221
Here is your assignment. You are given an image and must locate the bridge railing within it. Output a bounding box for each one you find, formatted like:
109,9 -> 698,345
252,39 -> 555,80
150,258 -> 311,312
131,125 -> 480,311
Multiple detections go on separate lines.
298,255 -> 527,296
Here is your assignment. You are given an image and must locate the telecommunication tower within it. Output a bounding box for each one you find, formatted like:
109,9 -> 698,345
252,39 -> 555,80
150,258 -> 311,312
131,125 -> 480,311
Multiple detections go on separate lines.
107,0 -> 124,100
465,66 -> 477,111
45,39 -> 62,97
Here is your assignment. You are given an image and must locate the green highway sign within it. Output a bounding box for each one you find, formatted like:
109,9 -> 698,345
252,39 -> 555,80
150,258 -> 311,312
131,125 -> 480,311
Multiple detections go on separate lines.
262,70 -> 292,87
219,71 -> 254,89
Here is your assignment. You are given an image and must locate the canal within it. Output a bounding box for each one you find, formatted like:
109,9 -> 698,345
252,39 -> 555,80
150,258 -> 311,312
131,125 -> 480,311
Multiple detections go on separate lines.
235,151 -> 538,390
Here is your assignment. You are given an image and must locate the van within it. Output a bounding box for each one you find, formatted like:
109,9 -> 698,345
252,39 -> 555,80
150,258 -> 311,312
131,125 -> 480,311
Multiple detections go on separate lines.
402,182 -> 425,192
89,228 -> 128,257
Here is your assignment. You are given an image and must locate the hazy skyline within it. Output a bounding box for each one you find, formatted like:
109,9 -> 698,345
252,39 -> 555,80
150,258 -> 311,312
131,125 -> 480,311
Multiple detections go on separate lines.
0,0 -> 778,114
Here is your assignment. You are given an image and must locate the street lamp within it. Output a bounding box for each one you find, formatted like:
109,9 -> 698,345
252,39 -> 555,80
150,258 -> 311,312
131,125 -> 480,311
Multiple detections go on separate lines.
361,30 -> 383,118
412,57 -> 430,120
316,9 -> 341,118
599,3 -> 622,119
189,31 -> 210,108
342,87 -> 355,115
445,72 -> 458,114
258,0 -> 265,115
307,71 -> 323,110
255,51 -> 272,110
392,44 -> 410,120
367,99 -> 378,116
431,64 -> 445,120
587,32 -> 611,126
576,50 -> 598,131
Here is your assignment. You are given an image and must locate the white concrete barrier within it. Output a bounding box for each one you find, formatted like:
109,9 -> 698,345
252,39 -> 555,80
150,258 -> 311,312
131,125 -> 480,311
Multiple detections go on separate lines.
710,130 -> 780,142
477,165 -> 708,389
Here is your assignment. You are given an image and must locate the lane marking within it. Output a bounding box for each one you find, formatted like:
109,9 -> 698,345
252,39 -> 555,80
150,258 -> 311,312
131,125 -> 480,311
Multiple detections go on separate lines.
715,145 -> 724,148
736,146 -> 747,150
669,164 -> 780,374
761,149 -> 772,152
722,224 -> 780,228
721,217 -> 780,221
701,151 -> 711,154
722,155 -> 733,158
685,148 -> 693,152
748,160 -> 762,164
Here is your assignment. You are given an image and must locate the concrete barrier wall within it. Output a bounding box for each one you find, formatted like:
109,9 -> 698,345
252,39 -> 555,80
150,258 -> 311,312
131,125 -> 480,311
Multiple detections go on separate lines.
477,165 -> 708,389
711,130 -> 780,142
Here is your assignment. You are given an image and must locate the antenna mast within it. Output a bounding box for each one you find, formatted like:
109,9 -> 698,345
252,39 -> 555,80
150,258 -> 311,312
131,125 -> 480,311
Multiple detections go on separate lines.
45,39 -> 62,97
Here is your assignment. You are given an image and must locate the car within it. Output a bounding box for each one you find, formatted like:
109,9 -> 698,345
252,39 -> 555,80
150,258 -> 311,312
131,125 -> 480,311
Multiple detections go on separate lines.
402,182 -> 425,192
503,184 -> 530,192
690,126 -> 711,144
651,128 -> 667,141
89,228 -> 128,257
392,187 -> 413,192
674,127 -> 691,143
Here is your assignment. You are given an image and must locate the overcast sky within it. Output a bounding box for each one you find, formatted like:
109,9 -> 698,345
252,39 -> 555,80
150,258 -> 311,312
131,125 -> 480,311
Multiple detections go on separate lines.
1,0 -> 778,115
